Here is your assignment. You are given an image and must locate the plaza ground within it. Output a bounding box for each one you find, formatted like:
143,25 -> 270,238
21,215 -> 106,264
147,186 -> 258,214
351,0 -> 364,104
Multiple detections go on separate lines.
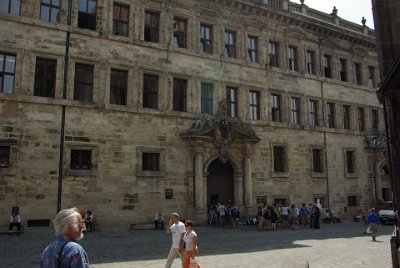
0,220 -> 394,268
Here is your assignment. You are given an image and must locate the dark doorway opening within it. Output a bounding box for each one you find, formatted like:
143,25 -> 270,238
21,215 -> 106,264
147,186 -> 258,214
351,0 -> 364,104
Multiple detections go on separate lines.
207,159 -> 234,207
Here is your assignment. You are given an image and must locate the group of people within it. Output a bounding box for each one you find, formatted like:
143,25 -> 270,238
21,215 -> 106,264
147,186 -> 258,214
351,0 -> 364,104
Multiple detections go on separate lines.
208,201 -> 241,228
36,204 -> 382,268
254,203 -> 322,230
39,209 -> 201,268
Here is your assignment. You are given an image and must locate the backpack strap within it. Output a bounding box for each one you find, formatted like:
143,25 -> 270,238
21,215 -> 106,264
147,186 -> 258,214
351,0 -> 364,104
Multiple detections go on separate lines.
56,241 -> 69,268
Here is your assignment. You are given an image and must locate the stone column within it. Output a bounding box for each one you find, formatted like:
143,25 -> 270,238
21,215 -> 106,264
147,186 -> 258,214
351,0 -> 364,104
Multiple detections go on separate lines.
194,149 -> 204,209
244,153 -> 252,208
234,175 -> 244,206
375,161 -> 383,202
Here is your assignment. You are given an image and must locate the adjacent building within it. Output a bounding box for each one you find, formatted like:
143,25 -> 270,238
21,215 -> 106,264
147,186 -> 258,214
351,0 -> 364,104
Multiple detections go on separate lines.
0,0 -> 386,227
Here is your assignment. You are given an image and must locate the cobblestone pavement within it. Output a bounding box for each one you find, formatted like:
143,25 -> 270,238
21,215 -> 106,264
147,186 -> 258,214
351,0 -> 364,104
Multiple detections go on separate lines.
0,220 -> 394,268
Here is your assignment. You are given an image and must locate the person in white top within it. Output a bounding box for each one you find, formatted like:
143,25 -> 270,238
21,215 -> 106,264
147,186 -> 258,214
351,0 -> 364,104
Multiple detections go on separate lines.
9,212 -> 21,235
165,212 -> 186,268
182,220 -> 199,268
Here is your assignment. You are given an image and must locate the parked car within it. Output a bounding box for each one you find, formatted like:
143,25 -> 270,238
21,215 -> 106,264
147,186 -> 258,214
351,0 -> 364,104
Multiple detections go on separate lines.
378,201 -> 396,224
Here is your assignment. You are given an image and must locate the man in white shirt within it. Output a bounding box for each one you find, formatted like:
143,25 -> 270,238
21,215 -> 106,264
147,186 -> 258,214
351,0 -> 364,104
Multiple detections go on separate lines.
165,212 -> 185,268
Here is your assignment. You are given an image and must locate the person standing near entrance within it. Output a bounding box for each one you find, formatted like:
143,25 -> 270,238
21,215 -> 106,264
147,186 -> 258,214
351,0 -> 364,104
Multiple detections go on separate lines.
367,208 -> 381,241
165,212 -> 185,268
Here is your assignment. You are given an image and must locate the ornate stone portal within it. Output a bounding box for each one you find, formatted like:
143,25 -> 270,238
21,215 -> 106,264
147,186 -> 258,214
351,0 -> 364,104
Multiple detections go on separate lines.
181,101 -> 260,222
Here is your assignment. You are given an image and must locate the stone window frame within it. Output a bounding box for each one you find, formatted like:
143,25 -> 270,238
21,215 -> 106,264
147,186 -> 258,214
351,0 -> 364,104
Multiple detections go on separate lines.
110,68 -> 128,105
339,58 -> 348,82
310,146 -> 327,178
78,0 -> 97,31
288,45 -> 298,72
353,61 -> 363,86
173,17 -> 187,49
136,146 -> 166,177
306,49 -> 316,75
0,52 -> 17,94
344,148 -> 358,178
249,90 -> 260,120
200,81 -> 214,115
357,106 -> 365,132
0,139 -> 18,176
226,86 -> 238,118
289,95 -> 302,125
270,143 -> 289,178
224,30 -> 236,59
65,143 -> 98,177
142,72 -> 159,109
0,145 -> 11,168
200,23 -> 213,54
172,77 -> 188,112
0,0 -> 20,16
347,194 -> 360,207
323,54 -> 332,78
326,101 -> 336,129
342,104 -> 352,130
308,98 -> 320,127
40,0 -> 60,23
313,196 -> 327,208
268,40 -> 279,68
247,35 -> 258,63
112,2 -> 130,37
144,10 -> 160,43
34,57 -> 57,98
73,62 -> 94,102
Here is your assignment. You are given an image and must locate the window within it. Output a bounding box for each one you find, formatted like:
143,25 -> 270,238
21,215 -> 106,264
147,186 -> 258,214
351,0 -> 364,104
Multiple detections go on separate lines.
70,149 -> 92,170
309,100 -> 318,126
312,148 -> 323,173
273,146 -> 285,172
268,41 -> 279,67
0,52 -> 16,93
201,83 -> 213,114
0,0 -> 20,15
290,97 -> 300,124
371,109 -> 379,131
200,24 -> 212,54
142,152 -> 160,171
113,3 -> 129,37
34,58 -> 57,98
40,0 -> 60,23
0,146 -> 10,168
249,91 -> 260,120
78,0 -> 97,30
227,87 -> 237,118
173,78 -> 187,112
339,58 -> 347,82
323,55 -> 332,78
306,50 -> 316,75
173,18 -> 187,48
224,31 -> 236,58
354,62 -> 362,85
288,46 -> 297,71
110,69 -> 128,105
357,107 -> 365,131
346,150 -> 355,173
343,105 -> 351,130
247,36 -> 258,63
271,94 -> 281,122
144,11 -> 159,42
143,74 -> 158,109
74,63 -> 93,102
327,102 -> 335,128
348,195 -> 359,207
367,66 -> 375,88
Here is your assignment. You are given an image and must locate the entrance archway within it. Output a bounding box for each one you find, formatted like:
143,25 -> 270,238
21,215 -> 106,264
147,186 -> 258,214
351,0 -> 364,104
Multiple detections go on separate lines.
207,159 -> 234,206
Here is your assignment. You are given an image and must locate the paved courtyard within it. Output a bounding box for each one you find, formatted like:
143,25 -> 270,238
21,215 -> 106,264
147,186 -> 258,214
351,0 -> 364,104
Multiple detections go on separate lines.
0,220 -> 394,268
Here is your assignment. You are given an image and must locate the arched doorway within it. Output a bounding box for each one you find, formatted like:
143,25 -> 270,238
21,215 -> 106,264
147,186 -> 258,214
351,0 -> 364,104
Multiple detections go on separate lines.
207,159 -> 234,207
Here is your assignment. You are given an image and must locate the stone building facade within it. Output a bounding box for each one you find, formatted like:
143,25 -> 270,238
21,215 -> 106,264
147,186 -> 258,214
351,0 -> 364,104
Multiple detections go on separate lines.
0,0 -> 387,227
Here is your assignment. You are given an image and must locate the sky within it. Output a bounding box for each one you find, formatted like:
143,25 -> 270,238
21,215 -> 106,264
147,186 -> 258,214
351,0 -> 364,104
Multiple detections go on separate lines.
293,0 -> 375,29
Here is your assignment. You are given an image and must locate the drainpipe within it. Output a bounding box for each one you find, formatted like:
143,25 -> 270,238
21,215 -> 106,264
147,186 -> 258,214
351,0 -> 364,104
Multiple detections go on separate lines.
57,0 -> 72,213
318,40 -> 330,209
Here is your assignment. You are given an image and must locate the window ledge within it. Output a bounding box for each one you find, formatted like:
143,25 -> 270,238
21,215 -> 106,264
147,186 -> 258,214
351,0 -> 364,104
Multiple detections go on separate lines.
271,172 -> 289,178
345,173 -> 358,178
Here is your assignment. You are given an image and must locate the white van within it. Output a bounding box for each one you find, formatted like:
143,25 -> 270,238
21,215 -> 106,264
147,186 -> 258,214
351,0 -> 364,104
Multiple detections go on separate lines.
378,201 -> 395,224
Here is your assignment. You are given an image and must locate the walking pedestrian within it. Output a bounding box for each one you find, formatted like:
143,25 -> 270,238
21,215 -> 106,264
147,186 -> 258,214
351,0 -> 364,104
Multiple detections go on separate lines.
40,207 -> 90,268
183,220 -> 201,268
8,211 -> 22,235
165,212 -> 185,268
367,208 -> 381,241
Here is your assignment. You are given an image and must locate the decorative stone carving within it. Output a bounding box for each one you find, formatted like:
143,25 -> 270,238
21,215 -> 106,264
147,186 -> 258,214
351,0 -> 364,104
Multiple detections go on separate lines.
181,100 -> 260,162
366,130 -> 387,149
